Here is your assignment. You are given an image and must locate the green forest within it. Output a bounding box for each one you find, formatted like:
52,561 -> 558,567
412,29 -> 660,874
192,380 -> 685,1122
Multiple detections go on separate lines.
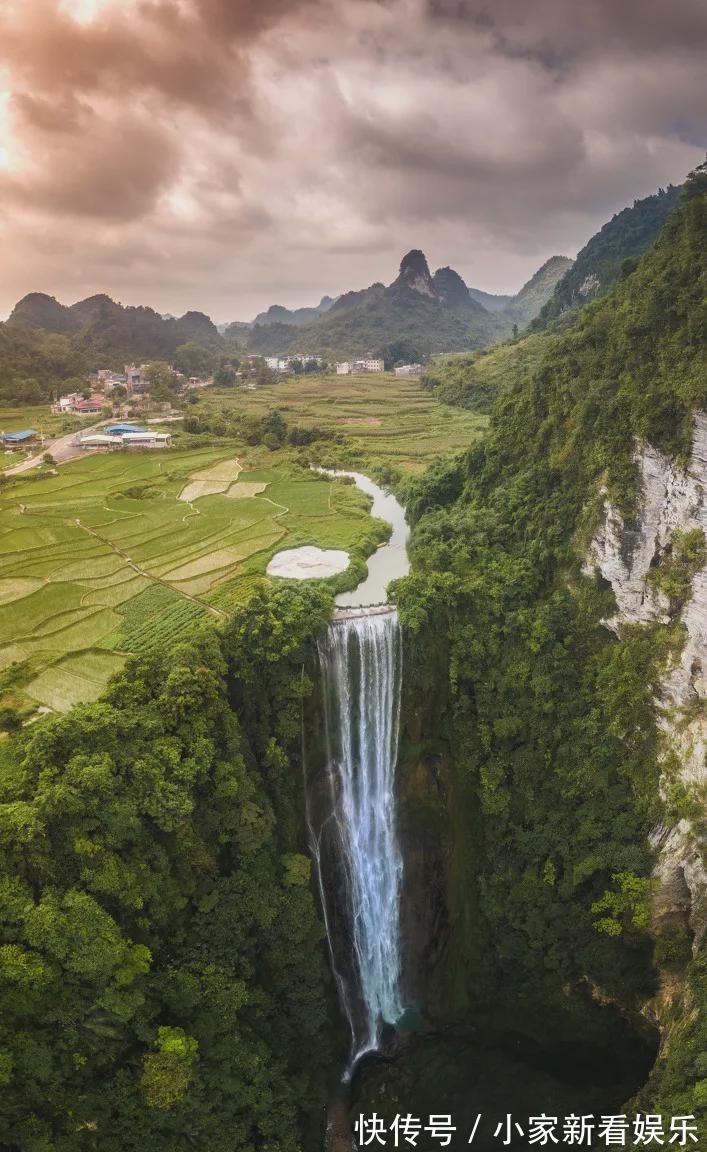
0,154 -> 706,1149
390,161 -> 707,1131
0,586 -> 339,1150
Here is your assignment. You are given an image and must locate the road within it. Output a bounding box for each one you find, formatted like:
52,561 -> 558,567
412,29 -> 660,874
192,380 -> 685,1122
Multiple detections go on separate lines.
3,420 -> 105,476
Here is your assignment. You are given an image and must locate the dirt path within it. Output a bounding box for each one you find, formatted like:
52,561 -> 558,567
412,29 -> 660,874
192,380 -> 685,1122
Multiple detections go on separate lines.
74,518 -> 227,621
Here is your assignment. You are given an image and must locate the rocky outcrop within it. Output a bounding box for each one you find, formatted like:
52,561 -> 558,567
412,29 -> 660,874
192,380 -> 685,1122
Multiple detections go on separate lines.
584,440 -> 701,627
585,414 -> 707,941
393,250 -> 436,298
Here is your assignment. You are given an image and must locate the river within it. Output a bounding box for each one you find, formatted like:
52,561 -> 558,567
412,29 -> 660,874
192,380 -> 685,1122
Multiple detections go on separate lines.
316,469 -> 410,607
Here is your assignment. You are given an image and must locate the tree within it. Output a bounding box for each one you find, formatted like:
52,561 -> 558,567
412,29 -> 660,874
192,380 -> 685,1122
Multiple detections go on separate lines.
259,409 -> 288,447
173,342 -> 216,379
214,362 -> 237,386
0,707 -> 21,733
0,609 -> 335,1149
143,361 -> 178,403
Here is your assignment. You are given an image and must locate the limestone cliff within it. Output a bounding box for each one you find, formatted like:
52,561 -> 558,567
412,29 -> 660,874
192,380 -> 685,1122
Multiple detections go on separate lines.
585,414 -> 707,941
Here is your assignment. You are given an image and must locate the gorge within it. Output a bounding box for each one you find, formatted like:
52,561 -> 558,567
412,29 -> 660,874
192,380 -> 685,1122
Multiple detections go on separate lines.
301,467 -> 659,1143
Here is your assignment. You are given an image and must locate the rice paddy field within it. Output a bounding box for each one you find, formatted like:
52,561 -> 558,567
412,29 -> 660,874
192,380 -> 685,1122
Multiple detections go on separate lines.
210,372 -> 488,472
0,373 -> 488,716
0,445 -> 379,715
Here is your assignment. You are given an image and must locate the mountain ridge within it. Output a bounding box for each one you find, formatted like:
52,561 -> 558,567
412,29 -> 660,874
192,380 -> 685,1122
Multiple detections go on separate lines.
7,291 -> 224,363
534,184 -> 682,328
245,248 -> 570,361
6,248 -> 571,367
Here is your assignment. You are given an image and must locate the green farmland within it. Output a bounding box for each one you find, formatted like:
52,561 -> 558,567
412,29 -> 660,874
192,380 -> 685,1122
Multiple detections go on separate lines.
209,372 -> 487,472
0,373 -> 489,716
0,445 -> 382,715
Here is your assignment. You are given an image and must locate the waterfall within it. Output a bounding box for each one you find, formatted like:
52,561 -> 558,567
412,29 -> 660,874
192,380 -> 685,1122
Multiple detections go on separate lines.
308,609 -> 404,1072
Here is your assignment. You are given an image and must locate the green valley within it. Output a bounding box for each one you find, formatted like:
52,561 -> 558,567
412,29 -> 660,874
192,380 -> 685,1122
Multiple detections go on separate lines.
0,373 -> 485,719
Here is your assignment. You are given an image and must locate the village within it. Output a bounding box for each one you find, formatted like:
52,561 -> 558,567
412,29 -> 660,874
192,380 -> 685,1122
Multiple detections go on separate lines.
0,362 -> 192,456
0,353 -> 424,459
265,353 -> 422,377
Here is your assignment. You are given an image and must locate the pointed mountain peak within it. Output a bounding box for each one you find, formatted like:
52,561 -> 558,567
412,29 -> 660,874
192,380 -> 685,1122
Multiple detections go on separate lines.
399,249 -> 431,278
394,249 -> 435,296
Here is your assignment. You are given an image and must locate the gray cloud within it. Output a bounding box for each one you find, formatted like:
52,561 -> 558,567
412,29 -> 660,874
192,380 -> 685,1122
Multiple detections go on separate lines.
0,0 -> 705,320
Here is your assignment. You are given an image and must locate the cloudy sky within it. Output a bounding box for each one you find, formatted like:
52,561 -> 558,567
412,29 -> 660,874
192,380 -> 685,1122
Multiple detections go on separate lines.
0,0 -> 705,322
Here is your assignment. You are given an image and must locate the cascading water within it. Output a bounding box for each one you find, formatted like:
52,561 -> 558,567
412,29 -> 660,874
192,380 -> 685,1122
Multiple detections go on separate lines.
308,609 -> 404,1073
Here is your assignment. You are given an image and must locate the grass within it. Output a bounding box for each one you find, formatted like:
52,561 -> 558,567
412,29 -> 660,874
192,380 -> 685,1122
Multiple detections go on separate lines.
206,372 -> 488,474
0,403 -> 100,468
0,372 -> 489,713
26,651 -> 127,712
0,445 -> 382,712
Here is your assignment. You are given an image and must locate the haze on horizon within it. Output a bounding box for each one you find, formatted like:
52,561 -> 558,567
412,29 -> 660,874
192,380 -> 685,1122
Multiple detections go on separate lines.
0,0 -> 705,324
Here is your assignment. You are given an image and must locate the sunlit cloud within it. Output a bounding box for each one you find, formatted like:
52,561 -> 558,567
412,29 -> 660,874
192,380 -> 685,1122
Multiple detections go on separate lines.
58,0 -> 126,24
0,0 -> 704,320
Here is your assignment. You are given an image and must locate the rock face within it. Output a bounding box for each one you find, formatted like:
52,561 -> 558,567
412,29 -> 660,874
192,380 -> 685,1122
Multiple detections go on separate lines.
585,414 -> 707,940
393,250 -> 436,297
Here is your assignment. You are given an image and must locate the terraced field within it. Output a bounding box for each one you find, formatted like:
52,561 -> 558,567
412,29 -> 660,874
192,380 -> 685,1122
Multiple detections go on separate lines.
0,446 -> 378,715
211,372 -> 487,472
0,372 -> 488,716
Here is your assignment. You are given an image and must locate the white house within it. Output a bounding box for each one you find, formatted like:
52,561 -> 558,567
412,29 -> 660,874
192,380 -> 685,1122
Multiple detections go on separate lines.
350,357 -> 385,373
394,363 -> 423,377
57,393 -> 80,412
336,362 -> 352,375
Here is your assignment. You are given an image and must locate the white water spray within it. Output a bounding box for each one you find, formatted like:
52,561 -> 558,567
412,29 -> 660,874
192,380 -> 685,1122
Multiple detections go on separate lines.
312,609 -> 404,1071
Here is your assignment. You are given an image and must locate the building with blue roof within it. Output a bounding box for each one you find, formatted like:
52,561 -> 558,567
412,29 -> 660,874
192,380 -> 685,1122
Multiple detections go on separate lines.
2,429 -> 38,447
104,424 -> 148,436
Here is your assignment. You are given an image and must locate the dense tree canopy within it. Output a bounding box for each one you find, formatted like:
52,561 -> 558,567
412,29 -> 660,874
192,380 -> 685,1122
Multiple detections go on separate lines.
394,163 -> 707,1131
0,586 -> 337,1151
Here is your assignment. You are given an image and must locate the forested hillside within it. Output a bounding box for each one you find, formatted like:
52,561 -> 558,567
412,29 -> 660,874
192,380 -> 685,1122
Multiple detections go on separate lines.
499,255 -> 573,329
251,296 -> 336,328
390,161 -> 707,1128
246,249 -> 570,362
534,184 -> 682,328
0,587 -> 338,1151
422,183 -> 684,420
0,322 -> 91,405
1,294 -> 241,402
420,334 -> 550,414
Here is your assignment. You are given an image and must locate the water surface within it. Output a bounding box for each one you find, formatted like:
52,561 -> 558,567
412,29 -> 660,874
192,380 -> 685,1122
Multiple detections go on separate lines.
318,469 -> 410,607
